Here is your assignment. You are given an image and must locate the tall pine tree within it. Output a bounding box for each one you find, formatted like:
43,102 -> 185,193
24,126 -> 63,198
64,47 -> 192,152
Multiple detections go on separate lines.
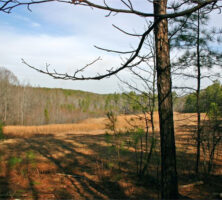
170,6 -> 222,174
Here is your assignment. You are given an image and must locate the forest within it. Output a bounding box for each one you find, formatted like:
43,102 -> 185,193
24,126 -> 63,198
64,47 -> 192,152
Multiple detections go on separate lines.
0,67 -> 222,126
0,0 -> 222,200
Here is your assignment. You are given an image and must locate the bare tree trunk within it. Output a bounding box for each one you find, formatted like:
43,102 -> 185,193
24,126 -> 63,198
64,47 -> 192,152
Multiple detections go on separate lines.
151,34 -> 156,136
21,86 -> 25,125
196,9 -> 201,175
153,0 -> 178,199
4,101 -> 7,123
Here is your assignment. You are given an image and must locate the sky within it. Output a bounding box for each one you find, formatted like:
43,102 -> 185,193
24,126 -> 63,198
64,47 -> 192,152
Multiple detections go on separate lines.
0,0 -> 222,94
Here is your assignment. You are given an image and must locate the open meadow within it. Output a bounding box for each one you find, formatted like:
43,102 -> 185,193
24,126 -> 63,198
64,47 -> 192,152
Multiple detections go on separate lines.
0,112 -> 221,199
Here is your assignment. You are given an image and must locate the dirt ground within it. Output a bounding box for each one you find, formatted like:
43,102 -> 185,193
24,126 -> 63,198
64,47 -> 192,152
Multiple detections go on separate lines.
0,112 -> 221,199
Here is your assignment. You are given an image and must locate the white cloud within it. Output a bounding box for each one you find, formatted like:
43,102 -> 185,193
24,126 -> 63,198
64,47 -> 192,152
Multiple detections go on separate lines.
31,22 -> 41,27
0,30 -> 127,93
1,1 -> 221,94
14,14 -> 41,28
0,1 -> 154,94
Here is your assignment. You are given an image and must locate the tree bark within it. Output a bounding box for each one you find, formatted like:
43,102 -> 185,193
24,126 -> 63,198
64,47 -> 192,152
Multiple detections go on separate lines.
196,9 -> 201,175
153,0 -> 178,199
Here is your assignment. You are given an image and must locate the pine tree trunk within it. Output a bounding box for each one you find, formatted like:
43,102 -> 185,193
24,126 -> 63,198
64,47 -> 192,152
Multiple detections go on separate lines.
153,0 -> 178,198
196,9 -> 201,175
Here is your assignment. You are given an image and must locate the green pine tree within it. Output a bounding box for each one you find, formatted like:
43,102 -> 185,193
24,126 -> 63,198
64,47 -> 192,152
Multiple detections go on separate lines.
170,7 -> 222,174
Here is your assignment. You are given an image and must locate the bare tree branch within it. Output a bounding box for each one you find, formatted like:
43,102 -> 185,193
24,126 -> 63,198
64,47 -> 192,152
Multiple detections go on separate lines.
112,24 -> 143,37
22,19 -> 160,80
1,0 -> 220,19
94,45 -> 136,54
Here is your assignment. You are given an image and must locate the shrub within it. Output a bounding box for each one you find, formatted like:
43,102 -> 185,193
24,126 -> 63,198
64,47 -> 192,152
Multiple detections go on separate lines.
0,120 -> 5,140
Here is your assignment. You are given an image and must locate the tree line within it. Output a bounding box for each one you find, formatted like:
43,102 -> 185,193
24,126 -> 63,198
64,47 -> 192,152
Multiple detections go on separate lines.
184,81 -> 222,113
0,67 -> 125,125
0,67 -> 159,125
1,65 -> 221,124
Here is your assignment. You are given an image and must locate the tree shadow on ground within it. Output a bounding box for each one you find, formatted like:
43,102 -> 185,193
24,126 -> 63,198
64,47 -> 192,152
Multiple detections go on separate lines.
1,133 -> 150,199
0,176 -> 10,200
1,128 -> 221,199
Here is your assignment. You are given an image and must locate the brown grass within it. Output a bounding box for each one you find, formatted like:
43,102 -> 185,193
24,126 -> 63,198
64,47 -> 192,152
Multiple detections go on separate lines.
3,112 -> 197,135
0,112 -> 221,199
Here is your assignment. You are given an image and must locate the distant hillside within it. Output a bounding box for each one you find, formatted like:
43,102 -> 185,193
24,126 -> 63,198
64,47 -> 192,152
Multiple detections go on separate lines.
3,67 -> 218,126
0,67 -> 138,125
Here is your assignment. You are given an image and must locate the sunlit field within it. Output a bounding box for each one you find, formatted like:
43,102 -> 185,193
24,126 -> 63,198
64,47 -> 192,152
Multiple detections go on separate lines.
1,112 -> 221,199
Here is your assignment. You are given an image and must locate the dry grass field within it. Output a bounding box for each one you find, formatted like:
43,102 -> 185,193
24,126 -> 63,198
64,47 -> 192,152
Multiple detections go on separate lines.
0,112 -> 221,199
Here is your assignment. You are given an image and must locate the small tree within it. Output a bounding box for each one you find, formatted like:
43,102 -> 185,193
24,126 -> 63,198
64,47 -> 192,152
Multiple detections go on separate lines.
105,111 -> 117,135
0,120 -> 4,140
182,81 -> 222,174
170,7 -> 222,174
44,107 -> 50,124
105,111 -> 124,170
118,32 -> 157,177
201,82 -> 222,174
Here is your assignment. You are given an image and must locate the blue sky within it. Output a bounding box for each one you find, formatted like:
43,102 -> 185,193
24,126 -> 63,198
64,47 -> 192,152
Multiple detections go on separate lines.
0,1 -> 221,94
0,1 -> 148,93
